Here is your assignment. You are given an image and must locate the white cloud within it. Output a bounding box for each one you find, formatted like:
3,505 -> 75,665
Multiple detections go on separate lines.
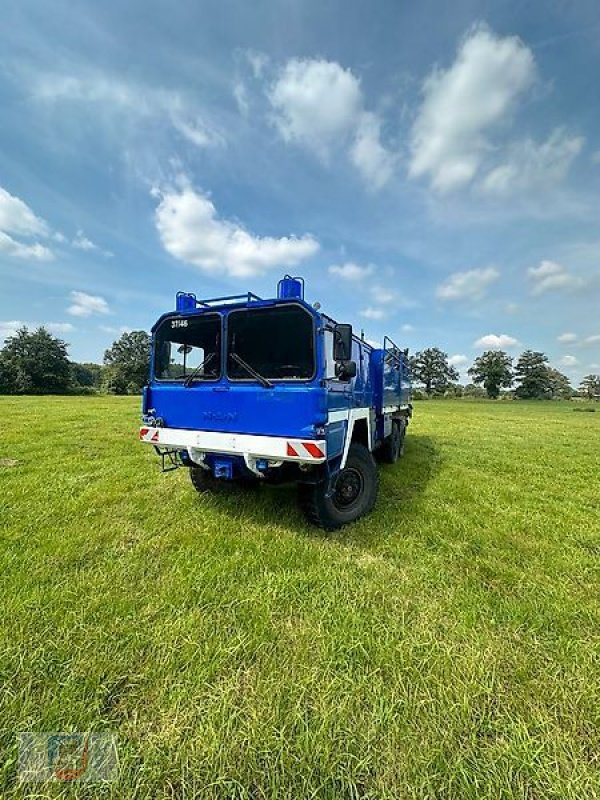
233,81 -> 249,116
99,325 -> 131,335
70,230 -> 112,257
72,230 -> 98,252
328,261 -> 374,281
46,322 -> 75,334
171,115 -> 223,149
268,58 -> 394,188
528,260 -> 583,295
154,182 -> 319,278
32,71 -> 224,150
558,332 -> 578,343
269,58 -> 362,158
353,284 -> 400,321
0,320 -> 27,341
0,186 -> 49,236
401,324 -> 414,333
449,354 -> 469,367
589,363 -> 600,370
0,320 -> 74,342
370,284 -> 397,304
474,333 -> 519,349
68,291 -> 110,317
360,307 -> 387,320
0,231 -> 54,261
246,50 -> 269,79
436,266 -> 499,301
592,151 -> 600,165
409,26 -> 535,193
0,188 -> 101,263
559,355 -> 579,367
0,185 -> 54,261
350,112 -> 396,190
556,333 -> 600,347
481,129 -> 583,196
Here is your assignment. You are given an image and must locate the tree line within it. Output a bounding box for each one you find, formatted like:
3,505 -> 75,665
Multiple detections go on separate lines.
0,326 -> 150,395
410,347 -> 600,399
0,326 -> 599,400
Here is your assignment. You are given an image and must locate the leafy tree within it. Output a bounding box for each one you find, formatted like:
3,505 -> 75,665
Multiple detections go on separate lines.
514,350 -> 550,399
103,330 -> 150,394
70,361 -> 104,389
468,350 -> 513,399
579,374 -> 600,399
0,357 -> 17,394
463,383 -> 487,398
0,326 -> 71,394
410,347 -> 459,396
444,383 -> 464,398
546,368 -> 573,399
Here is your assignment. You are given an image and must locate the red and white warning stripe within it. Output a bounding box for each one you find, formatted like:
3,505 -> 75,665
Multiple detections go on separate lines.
140,427 -> 160,443
286,441 -> 325,460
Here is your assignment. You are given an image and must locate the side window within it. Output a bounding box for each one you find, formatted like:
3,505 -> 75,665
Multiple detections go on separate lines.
324,330 -> 336,379
353,340 -> 363,383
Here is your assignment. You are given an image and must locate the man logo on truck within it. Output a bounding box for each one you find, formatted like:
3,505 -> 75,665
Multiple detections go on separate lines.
202,410 -> 238,422
140,275 -> 412,530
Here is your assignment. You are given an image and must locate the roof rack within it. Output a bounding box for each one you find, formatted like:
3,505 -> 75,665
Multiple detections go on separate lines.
201,291 -> 263,306
176,291 -> 263,312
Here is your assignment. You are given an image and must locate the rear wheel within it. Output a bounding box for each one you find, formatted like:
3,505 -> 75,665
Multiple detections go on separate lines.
299,443 -> 378,530
378,419 -> 406,464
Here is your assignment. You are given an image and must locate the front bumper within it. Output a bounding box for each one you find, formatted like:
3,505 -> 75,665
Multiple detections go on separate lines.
139,425 -> 327,468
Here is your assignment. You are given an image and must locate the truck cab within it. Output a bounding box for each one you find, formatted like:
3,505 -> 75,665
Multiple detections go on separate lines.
141,275 -> 411,529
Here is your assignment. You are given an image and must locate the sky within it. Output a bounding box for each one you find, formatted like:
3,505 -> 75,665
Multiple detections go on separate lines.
1,0 -> 599,385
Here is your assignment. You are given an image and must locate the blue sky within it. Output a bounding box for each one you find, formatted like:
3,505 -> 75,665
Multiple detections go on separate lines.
1,0 -> 599,384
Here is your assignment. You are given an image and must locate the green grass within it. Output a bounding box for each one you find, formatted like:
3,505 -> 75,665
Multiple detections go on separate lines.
1,396 -> 599,799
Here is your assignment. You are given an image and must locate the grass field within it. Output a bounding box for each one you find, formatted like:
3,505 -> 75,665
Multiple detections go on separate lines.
1,396 -> 599,799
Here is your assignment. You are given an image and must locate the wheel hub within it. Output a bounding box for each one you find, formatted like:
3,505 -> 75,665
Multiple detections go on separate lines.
333,467 -> 363,509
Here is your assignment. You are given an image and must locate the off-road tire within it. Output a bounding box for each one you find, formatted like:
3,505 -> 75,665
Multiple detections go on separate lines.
298,443 -> 379,530
377,419 -> 406,464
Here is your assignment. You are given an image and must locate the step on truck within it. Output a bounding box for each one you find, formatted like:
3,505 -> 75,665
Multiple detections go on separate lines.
140,276 -> 412,530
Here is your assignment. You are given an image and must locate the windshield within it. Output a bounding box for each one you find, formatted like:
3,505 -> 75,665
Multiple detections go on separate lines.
227,304 -> 314,381
154,313 -> 221,381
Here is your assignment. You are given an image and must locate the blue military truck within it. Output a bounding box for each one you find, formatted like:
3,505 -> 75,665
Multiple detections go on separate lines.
140,276 -> 411,529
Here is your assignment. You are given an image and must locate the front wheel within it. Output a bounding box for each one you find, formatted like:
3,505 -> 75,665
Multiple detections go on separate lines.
298,443 -> 379,530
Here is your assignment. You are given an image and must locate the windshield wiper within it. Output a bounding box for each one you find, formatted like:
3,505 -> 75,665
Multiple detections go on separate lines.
230,352 -> 273,388
183,352 -> 216,387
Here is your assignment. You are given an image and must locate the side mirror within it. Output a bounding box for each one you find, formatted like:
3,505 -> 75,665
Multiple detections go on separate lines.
335,360 -> 357,381
333,323 -> 353,361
